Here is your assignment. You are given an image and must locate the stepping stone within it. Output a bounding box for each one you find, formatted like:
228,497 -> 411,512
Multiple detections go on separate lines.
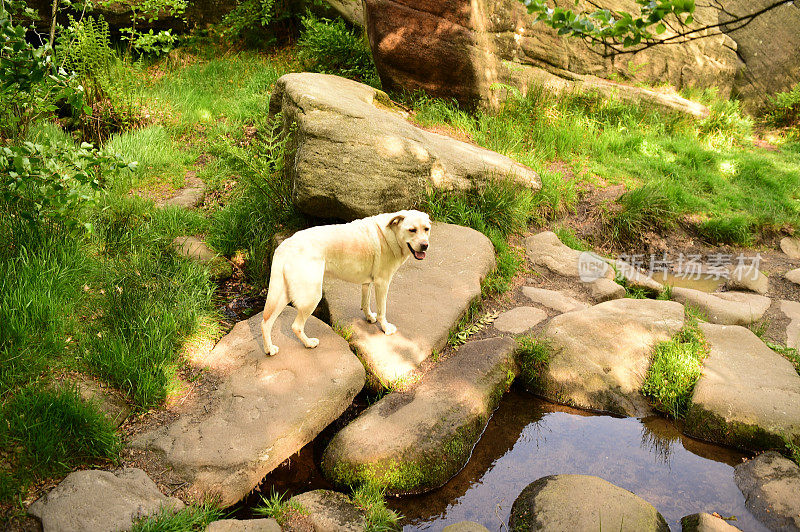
684,324 -> 800,451
74,375 -> 130,426
525,232 -> 624,302
207,519 -> 281,532
680,513 -> 741,531
780,236 -> 800,259
443,523 -> 490,532
786,267 -> 800,287
321,337 -> 517,495
289,490 -> 367,532
172,236 -> 233,280
783,300 -> 800,350
493,306 -> 547,334
670,287 -> 770,325
269,73 -> 540,220
521,286 -> 589,313
608,258 -> 664,293
321,223 -> 495,390
162,174 -> 204,208
536,299 -> 684,416
509,475 -> 669,531
735,452 -> 800,531
28,468 -> 183,532
726,263 -> 769,294
130,309 -> 365,507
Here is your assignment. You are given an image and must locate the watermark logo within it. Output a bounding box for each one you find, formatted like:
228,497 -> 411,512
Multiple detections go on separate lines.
578,252 -> 611,282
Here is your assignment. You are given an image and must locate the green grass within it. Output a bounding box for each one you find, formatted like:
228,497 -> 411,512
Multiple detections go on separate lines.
516,336 -> 551,390
351,482 -> 402,532
642,315 -> 708,419
130,503 -> 223,532
552,226 -> 589,251
106,126 -> 194,190
253,489 -> 306,526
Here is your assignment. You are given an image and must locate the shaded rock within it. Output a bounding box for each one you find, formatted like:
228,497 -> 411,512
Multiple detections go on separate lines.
508,474 -> 669,531
684,324 -> 800,451
525,232 -> 623,302
172,236 -> 233,280
268,73 -> 540,221
443,522 -> 490,532
781,237 -> 800,259
493,306 -> 547,334
322,337 -> 517,495
538,298 -> 685,416
131,309 -> 365,507
786,268 -> 800,287
321,223 -> 495,390
726,263 -> 769,295
521,286 -> 589,314
28,468 -> 183,532
610,259 -> 664,294
289,490 -> 366,532
670,287 -> 770,325
323,0 -> 364,25
206,519 -> 282,532
781,299 -> 800,350
74,375 -> 130,426
680,513 -> 741,531
734,451 -> 800,532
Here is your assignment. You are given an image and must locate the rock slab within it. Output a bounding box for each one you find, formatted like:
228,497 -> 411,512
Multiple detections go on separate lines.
782,299 -> 800,350
680,513 -> 741,531
206,519 -> 282,532
670,287 -> 770,325
289,490 -> 367,532
538,298 -> 684,416
726,263 -> 769,295
509,474 -> 669,531
131,309 -> 365,507
521,286 -> 589,314
781,237 -> 800,259
322,337 -> 517,495
321,222 -> 495,390
786,268 -> 800,287
734,451 -> 800,532
493,306 -> 548,334
28,468 -> 184,532
684,323 -> 800,451
269,73 -> 540,221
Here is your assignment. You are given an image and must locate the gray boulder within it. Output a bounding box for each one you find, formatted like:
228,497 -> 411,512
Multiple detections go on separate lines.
206,519 -> 282,532
321,223 -> 495,390
537,298 -> 684,416
725,264 -> 769,295
781,237 -> 800,259
28,468 -> 183,532
734,451 -> 800,531
509,474 -> 669,531
322,337 -> 517,495
289,490 -> 367,532
493,306 -> 548,334
684,324 -> 800,451
680,513 -> 741,531
670,287 -> 770,325
131,309 -> 365,507
521,286 -> 589,314
269,73 -> 540,221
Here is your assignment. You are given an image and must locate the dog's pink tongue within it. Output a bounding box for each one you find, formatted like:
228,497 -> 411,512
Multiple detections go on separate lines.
414,250 -> 426,260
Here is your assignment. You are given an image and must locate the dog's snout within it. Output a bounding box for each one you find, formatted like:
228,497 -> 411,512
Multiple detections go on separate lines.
420,242 -> 429,251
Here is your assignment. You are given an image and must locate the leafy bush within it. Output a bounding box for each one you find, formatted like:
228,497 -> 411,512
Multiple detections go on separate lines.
220,0 -> 303,45
768,82 -> 800,129
297,13 -> 379,86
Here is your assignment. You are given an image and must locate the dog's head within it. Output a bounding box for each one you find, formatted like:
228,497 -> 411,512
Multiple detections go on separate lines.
388,210 -> 431,260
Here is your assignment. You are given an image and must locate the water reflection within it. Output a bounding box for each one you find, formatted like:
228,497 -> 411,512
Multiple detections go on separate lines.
391,389 -> 764,532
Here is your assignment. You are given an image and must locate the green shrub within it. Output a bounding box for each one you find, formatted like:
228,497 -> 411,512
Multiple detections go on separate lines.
768,82 -> 800,129
220,0 -> 302,45
608,184 -> 678,245
698,94 -> 752,145
642,316 -> 707,419
516,336 -> 551,390
297,13 -> 379,87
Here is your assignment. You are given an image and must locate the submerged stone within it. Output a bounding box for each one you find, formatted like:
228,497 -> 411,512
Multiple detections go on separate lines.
735,451 -> 800,531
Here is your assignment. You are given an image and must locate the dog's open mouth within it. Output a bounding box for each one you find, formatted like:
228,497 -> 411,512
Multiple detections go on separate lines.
407,242 -> 426,260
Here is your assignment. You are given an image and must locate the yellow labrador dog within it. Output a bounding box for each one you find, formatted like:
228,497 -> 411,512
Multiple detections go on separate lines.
261,210 -> 431,356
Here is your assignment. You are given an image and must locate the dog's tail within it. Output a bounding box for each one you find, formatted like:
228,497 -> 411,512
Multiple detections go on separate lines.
262,253 -> 288,324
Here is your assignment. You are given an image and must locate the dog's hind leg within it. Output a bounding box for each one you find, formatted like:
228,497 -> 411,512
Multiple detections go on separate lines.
261,256 -> 289,356
286,259 -> 324,349
361,283 -> 377,323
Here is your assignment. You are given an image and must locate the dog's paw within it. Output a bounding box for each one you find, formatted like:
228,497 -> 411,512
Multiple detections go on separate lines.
267,345 -> 280,356
305,337 -> 320,348
382,323 -> 397,335
364,311 -> 377,323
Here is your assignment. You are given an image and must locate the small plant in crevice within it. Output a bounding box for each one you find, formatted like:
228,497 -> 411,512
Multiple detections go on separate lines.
448,309 -> 500,348
253,489 -> 307,526
351,482 -> 402,532
642,313 -> 708,419
516,335 -> 551,390
130,502 -> 223,532
784,436 -> 800,467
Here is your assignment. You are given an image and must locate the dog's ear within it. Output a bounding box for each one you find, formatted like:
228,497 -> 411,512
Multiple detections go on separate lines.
387,213 -> 405,228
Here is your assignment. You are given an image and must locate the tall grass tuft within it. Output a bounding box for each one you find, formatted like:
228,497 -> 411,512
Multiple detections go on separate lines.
351,482 -> 402,532
131,503 -> 223,532
608,184 -> 679,246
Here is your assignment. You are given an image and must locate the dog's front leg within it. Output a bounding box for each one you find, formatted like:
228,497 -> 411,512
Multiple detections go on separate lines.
361,283 -> 377,323
374,281 -> 396,335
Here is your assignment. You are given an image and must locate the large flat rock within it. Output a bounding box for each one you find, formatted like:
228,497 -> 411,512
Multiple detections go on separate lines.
269,73 -> 540,221
735,451 -> 800,532
684,324 -> 800,451
28,468 -> 183,532
321,337 -> 517,495
131,309 -> 365,507
537,298 -> 685,416
509,474 -> 669,531
321,222 -> 495,390
670,287 -> 770,325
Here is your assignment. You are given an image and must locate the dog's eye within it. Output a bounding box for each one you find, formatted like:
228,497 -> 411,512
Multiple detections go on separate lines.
424,227 -> 430,232
409,228 -> 417,233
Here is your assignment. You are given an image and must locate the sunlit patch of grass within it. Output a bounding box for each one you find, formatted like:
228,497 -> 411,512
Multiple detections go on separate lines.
131,503 -> 223,532
351,482 -> 402,532
106,125 -> 194,191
